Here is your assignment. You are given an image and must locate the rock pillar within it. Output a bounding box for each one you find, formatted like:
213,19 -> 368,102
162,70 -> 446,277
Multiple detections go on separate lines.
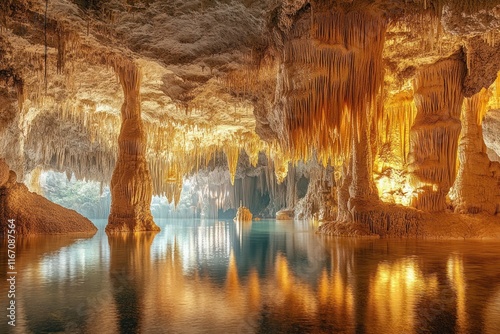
450,89 -> 500,214
106,62 -> 160,232
407,58 -> 465,212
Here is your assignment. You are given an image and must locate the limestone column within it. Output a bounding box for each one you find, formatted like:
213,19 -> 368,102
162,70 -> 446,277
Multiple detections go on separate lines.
106,61 -> 160,232
273,4 -> 386,227
450,89 -> 500,214
407,58 -> 465,212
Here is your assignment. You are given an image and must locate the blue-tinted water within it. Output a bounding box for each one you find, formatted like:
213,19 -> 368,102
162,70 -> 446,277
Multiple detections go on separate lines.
1,219 -> 500,333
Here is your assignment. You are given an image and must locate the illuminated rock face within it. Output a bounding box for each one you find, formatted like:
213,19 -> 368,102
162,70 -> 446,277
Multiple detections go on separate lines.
407,58 -> 465,212
273,4 -> 386,227
106,63 -> 159,232
450,90 -> 500,214
234,206 -> 252,222
0,160 -> 96,235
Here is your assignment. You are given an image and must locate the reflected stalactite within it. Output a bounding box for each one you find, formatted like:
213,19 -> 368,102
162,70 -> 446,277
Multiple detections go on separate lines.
485,288 -> 500,334
366,258 -> 439,333
108,232 -> 157,334
447,254 -> 468,334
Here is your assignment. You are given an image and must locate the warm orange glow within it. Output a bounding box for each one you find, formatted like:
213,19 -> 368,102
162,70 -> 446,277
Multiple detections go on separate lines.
447,254 -> 468,334
367,258 -> 439,333
275,5 -> 387,166
407,59 -> 465,211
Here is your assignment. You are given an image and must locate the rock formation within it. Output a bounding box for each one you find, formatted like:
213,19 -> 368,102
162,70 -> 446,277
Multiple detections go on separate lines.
407,57 -> 465,212
234,205 -> 252,222
0,160 -> 96,234
106,62 -> 160,232
1,0 -> 500,237
450,89 -> 500,214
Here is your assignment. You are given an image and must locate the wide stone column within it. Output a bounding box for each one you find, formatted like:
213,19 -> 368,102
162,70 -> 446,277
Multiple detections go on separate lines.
407,58 -> 465,212
450,89 -> 500,214
106,62 -> 160,232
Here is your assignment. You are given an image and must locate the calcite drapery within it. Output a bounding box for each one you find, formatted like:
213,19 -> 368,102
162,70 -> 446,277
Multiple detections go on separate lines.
274,3 -> 387,227
407,58 -> 465,212
106,61 -> 160,232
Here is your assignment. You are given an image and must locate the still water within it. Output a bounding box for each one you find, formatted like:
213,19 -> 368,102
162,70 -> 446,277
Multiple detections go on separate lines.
1,219 -> 500,333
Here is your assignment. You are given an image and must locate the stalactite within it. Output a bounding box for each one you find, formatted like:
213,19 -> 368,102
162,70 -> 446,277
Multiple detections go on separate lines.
407,58 -> 466,212
224,145 -> 240,186
376,92 -> 418,171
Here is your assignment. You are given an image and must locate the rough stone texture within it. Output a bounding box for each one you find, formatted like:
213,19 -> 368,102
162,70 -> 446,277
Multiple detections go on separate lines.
0,159 -> 9,187
450,91 -> 500,214
276,209 -> 294,220
441,3 -> 500,36
483,109 -> 500,162
234,206 -> 252,222
407,58 -> 465,212
106,62 -> 160,232
294,162 -> 336,221
0,169 -> 97,235
463,36 -> 500,97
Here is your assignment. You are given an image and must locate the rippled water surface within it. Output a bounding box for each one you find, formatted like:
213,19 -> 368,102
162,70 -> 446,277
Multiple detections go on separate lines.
1,219 -> 500,333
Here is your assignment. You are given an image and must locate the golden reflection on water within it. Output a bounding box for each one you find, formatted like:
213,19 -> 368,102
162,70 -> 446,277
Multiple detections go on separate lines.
3,221 -> 500,333
367,258 -> 438,333
485,288 -> 500,334
447,254 -> 468,334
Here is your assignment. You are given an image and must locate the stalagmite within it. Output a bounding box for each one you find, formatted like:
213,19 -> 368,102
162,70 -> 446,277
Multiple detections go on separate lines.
450,88 -> 500,214
106,60 -> 159,232
407,57 -> 465,212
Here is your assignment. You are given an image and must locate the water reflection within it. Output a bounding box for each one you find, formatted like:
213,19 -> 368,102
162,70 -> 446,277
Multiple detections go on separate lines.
108,232 -> 158,334
1,220 -> 500,333
447,254 -> 467,334
367,258 -> 438,333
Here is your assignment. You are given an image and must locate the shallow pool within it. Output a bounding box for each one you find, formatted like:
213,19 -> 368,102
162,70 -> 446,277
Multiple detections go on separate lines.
1,219 -> 500,333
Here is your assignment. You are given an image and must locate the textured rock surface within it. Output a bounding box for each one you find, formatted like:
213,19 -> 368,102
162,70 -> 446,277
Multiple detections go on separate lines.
2,0 -> 500,237
451,90 -> 500,214
483,109 -> 500,162
234,205 -> 252,222
0,169 -> 97,235
106,62 -> 159,232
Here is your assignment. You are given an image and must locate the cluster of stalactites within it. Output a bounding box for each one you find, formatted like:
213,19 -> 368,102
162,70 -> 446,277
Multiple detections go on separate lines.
144,111 -> 276,204
278,5 -> 387,168
24,103 -> 118,184
376,91 -> 418,172
413,59 -> 465,120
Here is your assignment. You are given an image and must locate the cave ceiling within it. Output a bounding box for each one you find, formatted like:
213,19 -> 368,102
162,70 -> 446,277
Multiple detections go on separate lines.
1,0 -> 500,189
